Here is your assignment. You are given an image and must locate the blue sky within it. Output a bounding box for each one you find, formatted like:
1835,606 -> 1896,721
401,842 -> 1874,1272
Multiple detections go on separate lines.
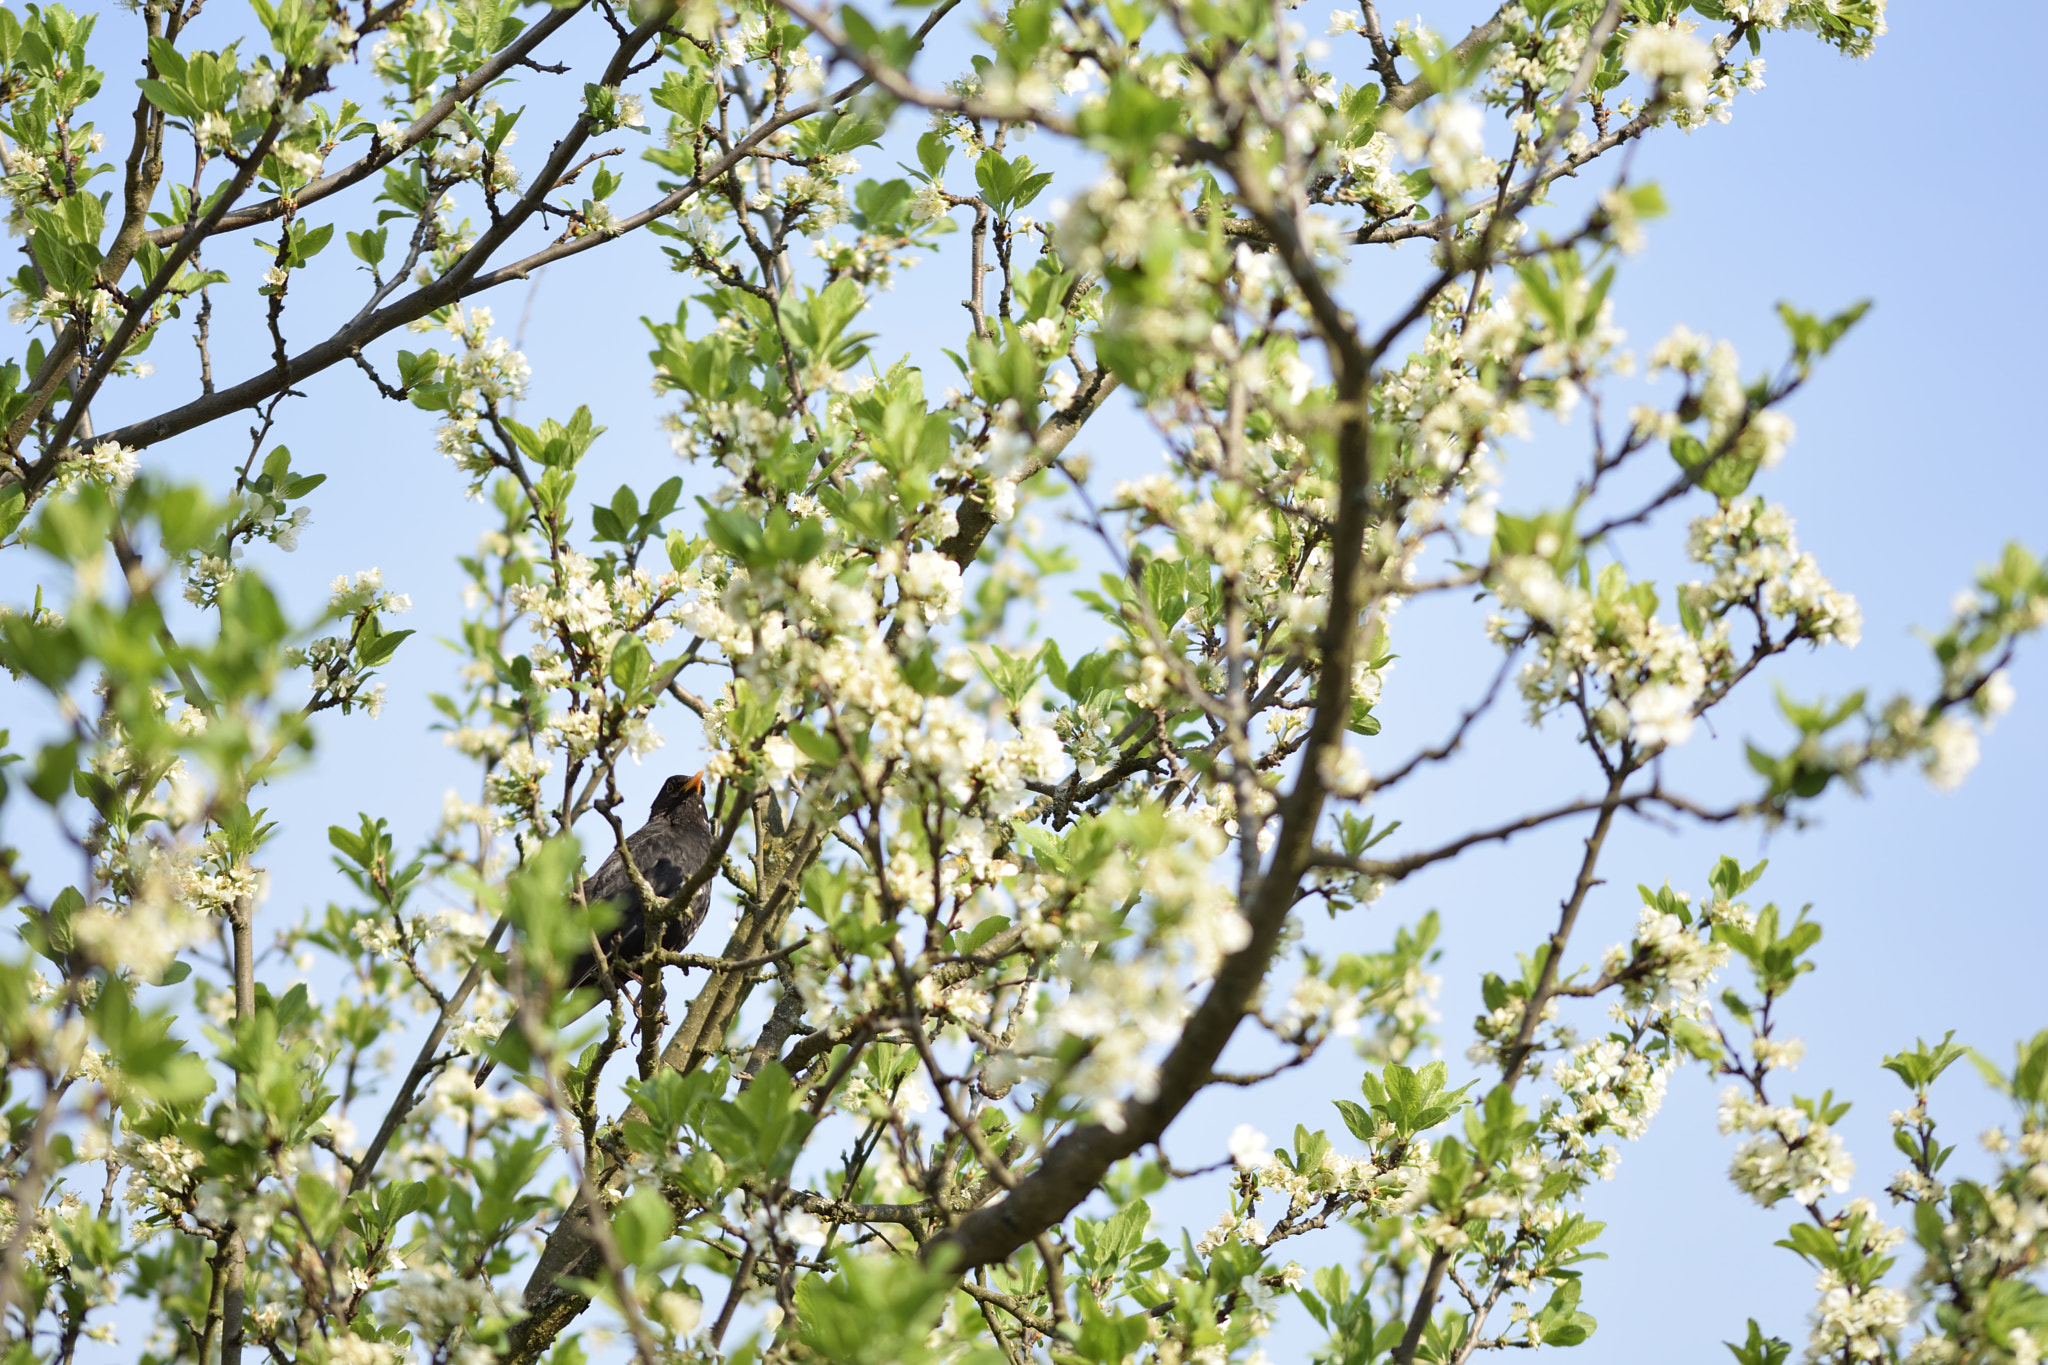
3,1 -> 2043,1359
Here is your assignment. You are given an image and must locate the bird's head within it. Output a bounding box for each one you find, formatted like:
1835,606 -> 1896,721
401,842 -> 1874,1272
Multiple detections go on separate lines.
650,772 -> 706,819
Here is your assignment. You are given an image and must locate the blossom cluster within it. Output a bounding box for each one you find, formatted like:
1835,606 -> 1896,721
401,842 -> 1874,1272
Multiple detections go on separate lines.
1720,1088 -> 1856,1207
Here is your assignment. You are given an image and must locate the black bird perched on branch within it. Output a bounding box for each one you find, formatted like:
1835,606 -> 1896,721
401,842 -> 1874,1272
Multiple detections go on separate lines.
474,772 -> 715,1086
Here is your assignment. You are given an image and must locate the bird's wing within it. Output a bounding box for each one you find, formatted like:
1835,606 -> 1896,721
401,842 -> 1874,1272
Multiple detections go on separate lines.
578,844 -> 631,908
501,815 -> 714,1057
580,822 -> 692,907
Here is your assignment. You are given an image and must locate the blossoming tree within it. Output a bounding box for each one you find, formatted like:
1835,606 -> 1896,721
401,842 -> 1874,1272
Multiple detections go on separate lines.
1,0 -> 2044,1363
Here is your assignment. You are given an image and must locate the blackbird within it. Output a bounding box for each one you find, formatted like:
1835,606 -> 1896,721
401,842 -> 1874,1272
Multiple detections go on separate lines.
474,772 -> 715,1085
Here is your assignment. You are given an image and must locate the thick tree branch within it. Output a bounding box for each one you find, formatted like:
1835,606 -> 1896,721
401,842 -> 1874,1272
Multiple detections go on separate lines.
923,276 -> 1382,1280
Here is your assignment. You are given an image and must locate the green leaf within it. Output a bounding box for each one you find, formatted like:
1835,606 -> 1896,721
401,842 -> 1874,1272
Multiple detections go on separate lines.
1669,1018 -> 1723,1062
913,129 -> 949,182
1492,509 -> 1580,574
898,647 -> 965,697
356,627 -> 413,668
609,635 -> 652,696
611,1186 -> 673,1265
786,722 -> 841,765
293,222 -> 334,262
590,503 -> 628,543
347,227 -> 388,268
974,149 -> 1053,217
1880,1032 -> 1968,1094
1530,1278 -> 1597,1348
137,77 -> 198,118
652,70 -> 716,127
29,739 -> 78,804
297,1170 -> 343,1242
1671,430 -> 1759,499
1776,299 -> 1871,367
643,476 -> 683,526
1725,1319 -> 1791,1365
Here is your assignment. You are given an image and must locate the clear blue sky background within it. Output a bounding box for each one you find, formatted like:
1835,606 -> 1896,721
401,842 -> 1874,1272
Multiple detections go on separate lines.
3,1 -> 2043,1360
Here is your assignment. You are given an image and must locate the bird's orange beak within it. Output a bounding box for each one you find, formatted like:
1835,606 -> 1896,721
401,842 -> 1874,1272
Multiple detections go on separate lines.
684,772 -> 704,796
